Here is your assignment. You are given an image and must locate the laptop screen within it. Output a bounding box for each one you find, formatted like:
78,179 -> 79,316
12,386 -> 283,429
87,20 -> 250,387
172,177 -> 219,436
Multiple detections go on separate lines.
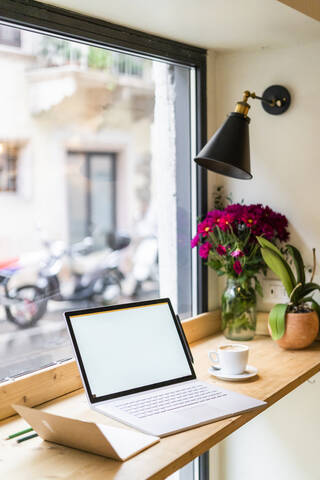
65,299 -> 195,403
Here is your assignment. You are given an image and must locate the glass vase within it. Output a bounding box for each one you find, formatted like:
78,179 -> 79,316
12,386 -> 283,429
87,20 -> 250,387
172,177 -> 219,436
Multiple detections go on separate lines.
221,277 -> 257,341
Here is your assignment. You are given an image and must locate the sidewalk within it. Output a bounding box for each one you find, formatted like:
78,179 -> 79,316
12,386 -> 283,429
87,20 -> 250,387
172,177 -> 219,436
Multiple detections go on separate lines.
0,302 -> 76,381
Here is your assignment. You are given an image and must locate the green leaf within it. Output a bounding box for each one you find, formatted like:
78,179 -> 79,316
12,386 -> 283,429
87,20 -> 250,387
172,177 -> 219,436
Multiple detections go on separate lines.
243,229 -> 252,249
208,258 -> 222,270
286,244 -> 305,285
290,282 -> 320,305
260,247 -> 296,296
254,277 -> 263,297
269,304 -> 287,340
311,299 -> 320,319
257,236 -> 285,260
301,296 -> 314,305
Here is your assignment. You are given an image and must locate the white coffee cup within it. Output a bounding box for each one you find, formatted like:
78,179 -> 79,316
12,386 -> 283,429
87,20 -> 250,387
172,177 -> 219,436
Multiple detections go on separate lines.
208,344 -> 249,375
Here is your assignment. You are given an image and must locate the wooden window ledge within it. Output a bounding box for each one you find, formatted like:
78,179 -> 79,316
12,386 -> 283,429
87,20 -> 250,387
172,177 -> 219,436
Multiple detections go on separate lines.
1,323 -> 320,479
0,311 -> 221,420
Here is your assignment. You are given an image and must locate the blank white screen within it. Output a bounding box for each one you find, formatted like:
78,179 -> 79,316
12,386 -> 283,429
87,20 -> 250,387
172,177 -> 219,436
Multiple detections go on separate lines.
70,302 -> 192,398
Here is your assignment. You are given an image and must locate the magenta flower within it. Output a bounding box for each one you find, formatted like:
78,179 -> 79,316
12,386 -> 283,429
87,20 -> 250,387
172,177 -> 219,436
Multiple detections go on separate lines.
277,227 -> 289,242
216,245 -> 227,256
191,234 -> 200,248
199,242 -> 212,259
197,218 -> 214,236
207,209 -> 223,226
231,249 -> 244,258
233,260 -> 243,275
262,224 -> 274,240
225,203 -> 243,216
193,201 -> 289,281
241,210 -> 258,228
218,213 -> 234,231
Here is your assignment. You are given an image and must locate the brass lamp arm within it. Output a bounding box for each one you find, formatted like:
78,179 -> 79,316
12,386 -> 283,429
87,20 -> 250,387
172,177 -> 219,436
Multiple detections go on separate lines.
245,91 -> 276,107
236,86 -> 290,117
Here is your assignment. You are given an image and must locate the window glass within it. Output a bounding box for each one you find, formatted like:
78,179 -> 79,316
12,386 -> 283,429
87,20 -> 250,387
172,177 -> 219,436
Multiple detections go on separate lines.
0,142 -> 19,191
0,25 -> 195,381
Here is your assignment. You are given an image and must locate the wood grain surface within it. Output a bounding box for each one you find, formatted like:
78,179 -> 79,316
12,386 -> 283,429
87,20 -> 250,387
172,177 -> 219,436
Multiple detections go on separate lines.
1,333 -> 320,480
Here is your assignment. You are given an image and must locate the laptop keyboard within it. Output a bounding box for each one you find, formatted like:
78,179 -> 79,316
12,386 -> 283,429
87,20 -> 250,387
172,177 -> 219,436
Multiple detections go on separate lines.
116,384 -> 227,419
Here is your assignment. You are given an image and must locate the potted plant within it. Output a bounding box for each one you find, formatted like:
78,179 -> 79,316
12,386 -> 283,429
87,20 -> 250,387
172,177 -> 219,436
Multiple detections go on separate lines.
192,201 -> 290,341
257,237 -> 320,349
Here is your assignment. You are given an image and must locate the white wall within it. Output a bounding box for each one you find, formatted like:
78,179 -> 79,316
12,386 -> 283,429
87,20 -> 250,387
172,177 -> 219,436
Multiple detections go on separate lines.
212,372 -> 320,480
207,41 -> 320,480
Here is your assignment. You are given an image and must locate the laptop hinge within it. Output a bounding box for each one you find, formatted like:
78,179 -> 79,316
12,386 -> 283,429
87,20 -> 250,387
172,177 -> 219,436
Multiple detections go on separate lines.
176,314 -> 194,364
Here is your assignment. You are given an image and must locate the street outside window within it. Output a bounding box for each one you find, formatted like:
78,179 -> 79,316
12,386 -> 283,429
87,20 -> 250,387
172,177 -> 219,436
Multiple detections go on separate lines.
0,26 -> 195,382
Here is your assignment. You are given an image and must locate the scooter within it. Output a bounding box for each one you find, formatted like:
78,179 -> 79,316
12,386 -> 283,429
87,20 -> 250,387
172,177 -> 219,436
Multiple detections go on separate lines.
36,232 -> 130,307
4,232 -> 130,328
0,259 -> 47,329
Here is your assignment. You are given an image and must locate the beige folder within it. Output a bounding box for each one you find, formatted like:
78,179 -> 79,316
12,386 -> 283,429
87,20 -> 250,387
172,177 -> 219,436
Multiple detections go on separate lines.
13,404 -> 160,461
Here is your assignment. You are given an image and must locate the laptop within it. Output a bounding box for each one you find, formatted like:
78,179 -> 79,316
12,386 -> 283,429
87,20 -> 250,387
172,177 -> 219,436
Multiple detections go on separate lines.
65,298 -> 266,437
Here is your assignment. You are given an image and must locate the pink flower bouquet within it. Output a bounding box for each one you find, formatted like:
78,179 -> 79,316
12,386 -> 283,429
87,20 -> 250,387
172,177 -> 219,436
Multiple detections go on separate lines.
192,203 -> 290,294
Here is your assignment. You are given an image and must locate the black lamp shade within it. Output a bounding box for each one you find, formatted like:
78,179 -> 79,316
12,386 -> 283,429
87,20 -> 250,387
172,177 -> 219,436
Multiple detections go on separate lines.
194,112 -> 252,180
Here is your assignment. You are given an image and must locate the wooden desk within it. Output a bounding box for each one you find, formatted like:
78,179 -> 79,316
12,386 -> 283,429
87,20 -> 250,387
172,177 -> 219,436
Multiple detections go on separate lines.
1,334 -> 320,480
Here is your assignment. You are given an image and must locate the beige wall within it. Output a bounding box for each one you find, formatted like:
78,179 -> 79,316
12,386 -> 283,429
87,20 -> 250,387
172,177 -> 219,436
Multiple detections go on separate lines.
207,40 -> 320,310
208,40 -> 320,480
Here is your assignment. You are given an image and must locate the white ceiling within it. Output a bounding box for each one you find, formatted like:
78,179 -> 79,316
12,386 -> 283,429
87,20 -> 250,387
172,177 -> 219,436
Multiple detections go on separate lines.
38,0 -> 320,51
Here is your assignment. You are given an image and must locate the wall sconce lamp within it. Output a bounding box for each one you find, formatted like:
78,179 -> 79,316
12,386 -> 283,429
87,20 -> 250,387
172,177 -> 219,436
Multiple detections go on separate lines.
194,85 -> 291,180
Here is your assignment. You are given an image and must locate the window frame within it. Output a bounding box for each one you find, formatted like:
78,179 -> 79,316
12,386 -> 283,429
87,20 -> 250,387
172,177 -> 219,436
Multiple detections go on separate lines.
0,0 -> 208,419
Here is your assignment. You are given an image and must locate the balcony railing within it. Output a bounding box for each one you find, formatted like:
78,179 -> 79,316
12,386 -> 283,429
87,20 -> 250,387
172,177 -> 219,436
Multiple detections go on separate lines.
34,37 -> 149,79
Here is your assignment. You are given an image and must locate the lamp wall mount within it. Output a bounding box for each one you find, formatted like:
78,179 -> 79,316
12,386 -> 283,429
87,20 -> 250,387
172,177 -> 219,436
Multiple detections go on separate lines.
260,85 -> 291,115
235,85 -> 291,117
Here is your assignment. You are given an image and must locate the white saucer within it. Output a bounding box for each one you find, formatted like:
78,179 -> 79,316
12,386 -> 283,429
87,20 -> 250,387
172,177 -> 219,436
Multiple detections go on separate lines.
208,365 -> 258,381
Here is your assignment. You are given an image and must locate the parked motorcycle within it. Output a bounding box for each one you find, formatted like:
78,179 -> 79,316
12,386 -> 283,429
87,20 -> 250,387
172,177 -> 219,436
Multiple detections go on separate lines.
0,260 -> 46,329
3,232 -> 130,328
37,231 -> 130,306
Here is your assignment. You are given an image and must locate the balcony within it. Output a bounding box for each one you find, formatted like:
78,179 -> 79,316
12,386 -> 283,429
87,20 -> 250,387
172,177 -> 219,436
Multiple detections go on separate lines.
25,37 -> 153,116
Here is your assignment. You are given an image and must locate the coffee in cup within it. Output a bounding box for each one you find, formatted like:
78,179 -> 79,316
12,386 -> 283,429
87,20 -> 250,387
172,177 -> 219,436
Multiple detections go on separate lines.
219,345 -> 245,352
208,344 -> 249,375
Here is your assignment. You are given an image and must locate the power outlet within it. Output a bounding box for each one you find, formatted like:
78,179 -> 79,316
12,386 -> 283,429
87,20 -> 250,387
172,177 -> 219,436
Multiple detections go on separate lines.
262,279 -> 289,303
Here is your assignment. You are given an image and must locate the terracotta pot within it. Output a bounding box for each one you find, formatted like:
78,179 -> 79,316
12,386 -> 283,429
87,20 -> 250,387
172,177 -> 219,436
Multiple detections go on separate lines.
268,311 -> 319,349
